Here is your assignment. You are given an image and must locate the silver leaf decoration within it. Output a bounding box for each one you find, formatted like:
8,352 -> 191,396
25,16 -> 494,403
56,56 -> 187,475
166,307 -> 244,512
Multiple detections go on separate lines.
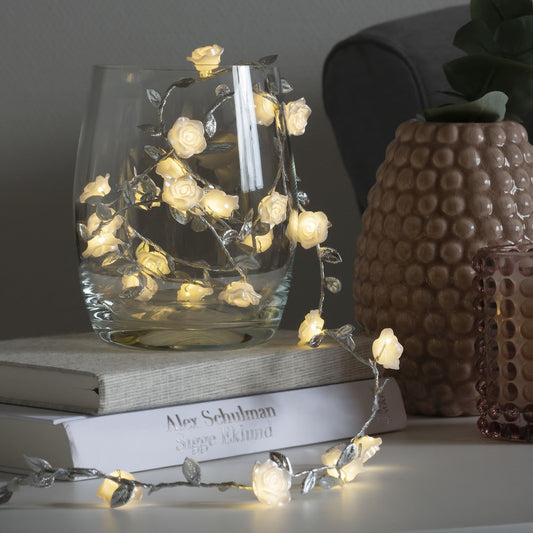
175,77 -> 195,88
77,223 -> 90,240
325,276 -> 342,294
281,78 -> 294,94
318,475 -> 341,490
335,324 -> 355,337
320,247 -> 343,264
191,216 -> 209,232
238,220 -> 252,241
96,203 -> 114,221
301,471 -> 316,495
222,229 -> 238,246
144,145 -> 165,161
29,471 -> 56,488
215,84 -> 231,97
24,455 -> 52,473
182,457 -> 201,486
137,123 -> 161,136
297,191 -> 310,207
0,486 -> 13,505
121,285 -> 144,300
235,255 -> 261,271
308,334 -> 323,348
346,334 -> 356,352
269,451 -> 292,475
169,207 -> 190,225
204,114 -> 217,138
259,54 -> 278,65
101,252 -> 122,267
203,142 -> 235,154
146,88 -> 162,108
336,443 -> 356,469
110,483 -> 135,508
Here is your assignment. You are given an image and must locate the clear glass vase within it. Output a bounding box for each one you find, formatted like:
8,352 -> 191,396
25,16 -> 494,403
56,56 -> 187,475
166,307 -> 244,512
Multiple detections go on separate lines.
74,63 -> 297,350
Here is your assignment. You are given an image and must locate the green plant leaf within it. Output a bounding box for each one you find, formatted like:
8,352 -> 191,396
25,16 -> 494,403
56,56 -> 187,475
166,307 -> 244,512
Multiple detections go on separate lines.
495,15 -> 533,57
424,91 -> 508,122
492,0 -> 532,20
453,19 -> 498,55
471,0 -> 504,31
444,54 -> 533,117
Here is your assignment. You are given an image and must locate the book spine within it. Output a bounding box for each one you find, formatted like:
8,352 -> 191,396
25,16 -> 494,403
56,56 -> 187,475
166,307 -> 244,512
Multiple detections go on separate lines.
63,379 -> 406,473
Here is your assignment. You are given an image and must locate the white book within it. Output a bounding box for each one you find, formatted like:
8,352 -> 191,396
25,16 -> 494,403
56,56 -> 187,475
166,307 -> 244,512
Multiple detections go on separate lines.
0,379 -> 406,474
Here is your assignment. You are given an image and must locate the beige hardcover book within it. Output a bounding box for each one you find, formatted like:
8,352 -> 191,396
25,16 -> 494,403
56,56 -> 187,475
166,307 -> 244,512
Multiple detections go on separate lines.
0,330 -> 376,415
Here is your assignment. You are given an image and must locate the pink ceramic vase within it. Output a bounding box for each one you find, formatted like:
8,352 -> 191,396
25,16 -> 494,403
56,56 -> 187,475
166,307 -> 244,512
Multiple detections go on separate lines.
354,119 -> 533,415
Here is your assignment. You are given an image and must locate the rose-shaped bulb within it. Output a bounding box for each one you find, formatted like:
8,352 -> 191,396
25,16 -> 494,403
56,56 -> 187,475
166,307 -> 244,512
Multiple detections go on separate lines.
177,282 -> 214,302
354,435 -> 383,463
82,232 -> 123,258
79,173 -> 111,203
298,309 -> 324,344
200,189 -> 239,218
283,98 -> 312,136
162,175 -> 203,212
135,243 -> 171,278
258,192 -> 288,226
252,459 -> 292,506
253,92 -> 277,126
156,157 -> 188,181
96,470 -> 143,507
187,44 -> 224,77
241,230 -> 273,253
372,328 -> 403,370
321,445 -> 364,482
86,210 -> 124,236
287,211 -> 330,250
218,280 -> 261,307
168,117 -> 207,159
122,272 -> 158,302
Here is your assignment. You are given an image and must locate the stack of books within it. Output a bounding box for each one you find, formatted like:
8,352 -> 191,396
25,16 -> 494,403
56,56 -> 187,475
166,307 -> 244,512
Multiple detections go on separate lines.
0,330 -> 406,474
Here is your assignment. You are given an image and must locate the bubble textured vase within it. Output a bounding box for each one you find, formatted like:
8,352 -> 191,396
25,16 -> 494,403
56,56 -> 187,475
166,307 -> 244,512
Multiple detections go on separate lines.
354,119 -> 533,415
74,64 -> 297,350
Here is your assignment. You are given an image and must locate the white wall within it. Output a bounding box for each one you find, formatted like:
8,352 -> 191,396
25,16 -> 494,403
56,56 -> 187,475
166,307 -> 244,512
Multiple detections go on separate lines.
0,0 -> 467,339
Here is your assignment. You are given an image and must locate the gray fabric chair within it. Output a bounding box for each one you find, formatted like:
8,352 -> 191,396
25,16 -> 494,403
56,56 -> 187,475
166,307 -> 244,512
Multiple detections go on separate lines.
323,5 -> 470,213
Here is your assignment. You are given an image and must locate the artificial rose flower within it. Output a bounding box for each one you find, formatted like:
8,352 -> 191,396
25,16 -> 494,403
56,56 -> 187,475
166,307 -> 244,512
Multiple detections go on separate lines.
135,243 -> 171,278
372,328 -> 403,370
96,470 -> 143,507
253,92 -> 277,126
122,271 -> 158,302
252,459 -> 291,506
177,282 -> 214,302
287,211 -> 330,250
283,98 -> 312,136
355,435 -> 383,463
155,157 -> 188,181
86,210 -> 124,236
168,117 -> 207,159
321,445 -> 364,483
82,232 -> 123,258
218,280 -> 261,307
285,209 -> 300,245
79,173 -> 111,203
298,309 -> 324,344
241,230 -> 273,253
162,175 -> 203,212
187,44 -> 224,76
200,189 -> 239,218
258,192 -> 288,226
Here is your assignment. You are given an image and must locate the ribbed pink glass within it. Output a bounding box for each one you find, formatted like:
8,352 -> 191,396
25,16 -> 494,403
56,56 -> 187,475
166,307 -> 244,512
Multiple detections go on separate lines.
473,244 -> 533,442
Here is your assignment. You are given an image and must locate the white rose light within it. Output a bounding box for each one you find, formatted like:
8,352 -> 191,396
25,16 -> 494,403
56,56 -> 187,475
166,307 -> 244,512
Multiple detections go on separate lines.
258,192 -> 288,226
283,98 -> 312,136
82,232 -> 123,258
321,446 -> 365,483
254,92 -> 277,126
168,117 -> 207,159
355,435 -> 383,463
135,243 -> 171,278
219,280 -> 261,307
201,189 -> 239,218
187,44 -> 224,77
86,210 -> 123,236
252,459 -> 292,506
288,211 -> 330,250
122,272 -> 158,302
79,173 -> 111,203
162,175 -> 203,212
96,470 -> 143,507
177,283 -> 214,302
155,157 -> 188,181
372,328 -> 404,370
241,230 -> 273,253
298,309 -> 324,344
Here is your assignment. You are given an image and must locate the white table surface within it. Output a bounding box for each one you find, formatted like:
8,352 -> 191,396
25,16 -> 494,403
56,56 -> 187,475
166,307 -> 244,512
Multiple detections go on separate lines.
1,416 -> 532,533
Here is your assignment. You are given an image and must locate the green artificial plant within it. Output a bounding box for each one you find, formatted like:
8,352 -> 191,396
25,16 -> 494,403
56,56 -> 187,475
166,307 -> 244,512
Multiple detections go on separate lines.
424,0 -> 533,122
